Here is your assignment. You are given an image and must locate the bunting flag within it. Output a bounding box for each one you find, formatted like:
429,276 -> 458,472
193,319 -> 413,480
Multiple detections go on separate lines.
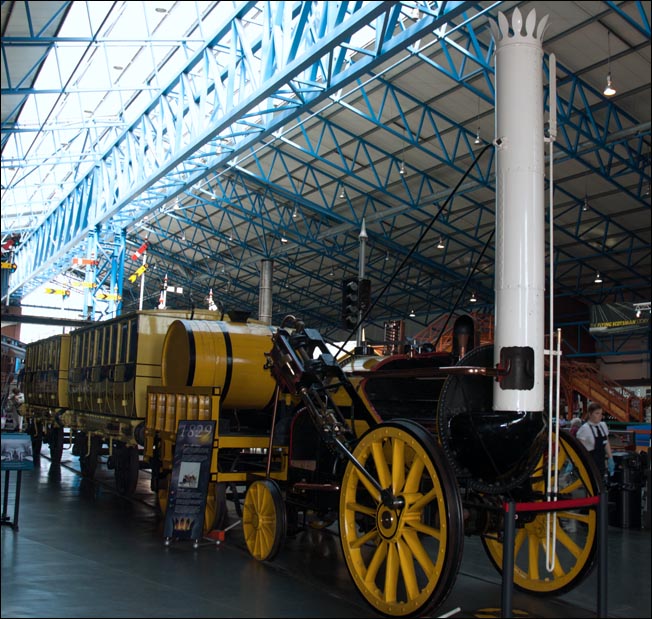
72,257 -> 99,266
72,281 -> 97,288
96,291 -> 121,301
128,263 -> 148,283
44,287 -> 70,297
131,240 -> 149,260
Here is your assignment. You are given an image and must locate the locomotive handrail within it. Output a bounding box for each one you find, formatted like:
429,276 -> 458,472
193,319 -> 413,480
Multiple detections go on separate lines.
345,365 -> 504,378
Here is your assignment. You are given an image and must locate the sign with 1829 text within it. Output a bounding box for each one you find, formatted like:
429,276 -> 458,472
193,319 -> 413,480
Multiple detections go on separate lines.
163,420 -> 216,541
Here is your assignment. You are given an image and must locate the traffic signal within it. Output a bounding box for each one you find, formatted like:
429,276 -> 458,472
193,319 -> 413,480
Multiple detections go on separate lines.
358,278 -> 371,311
341,277 -> 359,330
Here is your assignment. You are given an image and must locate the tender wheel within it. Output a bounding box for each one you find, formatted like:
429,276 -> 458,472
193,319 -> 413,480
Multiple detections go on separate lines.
48,426 -> 64,464
114,445 -> 140,496
243,479 -> 287,561
157,480 -> 227,535
339,419 -> 464,617
482,430 -> 602,595
79,434 -> 102,479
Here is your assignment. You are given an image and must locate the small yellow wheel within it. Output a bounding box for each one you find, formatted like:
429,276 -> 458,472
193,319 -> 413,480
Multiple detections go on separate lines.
243,479 -> 287,561
482,431 -> 602,595
339,419 -> 463,617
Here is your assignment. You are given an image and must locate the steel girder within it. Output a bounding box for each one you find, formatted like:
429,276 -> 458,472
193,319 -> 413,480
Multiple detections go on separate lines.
4,1 -> 650,335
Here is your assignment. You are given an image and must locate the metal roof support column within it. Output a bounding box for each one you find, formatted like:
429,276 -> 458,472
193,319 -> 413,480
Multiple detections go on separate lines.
82,227 -> 99,320
259,259 -> 273,325
110,230 -> 126,318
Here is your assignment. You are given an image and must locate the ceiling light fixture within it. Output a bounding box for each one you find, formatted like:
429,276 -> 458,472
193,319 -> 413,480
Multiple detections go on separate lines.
582,195 -> 590,212
470,292 -> 477,303
409,309 -> 416,318
280,236 -> 288,244
292,206 -> 298,219
603,31 -> 616,97
594,272 -> 603,284
339,188 -> 345,199
437,238 -> 445,249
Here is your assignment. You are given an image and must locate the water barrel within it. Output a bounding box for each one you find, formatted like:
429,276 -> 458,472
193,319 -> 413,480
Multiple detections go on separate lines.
162,319 -> 277,409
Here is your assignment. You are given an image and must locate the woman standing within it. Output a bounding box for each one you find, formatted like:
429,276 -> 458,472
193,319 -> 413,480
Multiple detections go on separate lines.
576,402 -> 615,479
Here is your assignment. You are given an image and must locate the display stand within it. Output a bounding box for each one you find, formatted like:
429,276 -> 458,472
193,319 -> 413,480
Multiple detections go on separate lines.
501,492 -> 607,618
162,420 -> 216,549
1,432 -> 36,531
2,470 -> 23,530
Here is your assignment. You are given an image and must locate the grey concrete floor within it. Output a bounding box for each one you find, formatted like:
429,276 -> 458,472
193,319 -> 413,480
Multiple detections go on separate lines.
1,448 -> 650,618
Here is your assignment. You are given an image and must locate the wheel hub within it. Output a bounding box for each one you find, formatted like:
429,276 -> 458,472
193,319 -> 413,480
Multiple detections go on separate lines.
376,504 -> 401,539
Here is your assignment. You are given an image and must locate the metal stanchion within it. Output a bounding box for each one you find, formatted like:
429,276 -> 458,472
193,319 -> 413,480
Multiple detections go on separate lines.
501,500 -> 516,618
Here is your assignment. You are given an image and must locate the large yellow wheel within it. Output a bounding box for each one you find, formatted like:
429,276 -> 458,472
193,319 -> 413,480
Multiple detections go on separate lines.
482,431 -> 602,595
339,419 -> 463,617
157,481 -> 227,535
243,479 -> 287,561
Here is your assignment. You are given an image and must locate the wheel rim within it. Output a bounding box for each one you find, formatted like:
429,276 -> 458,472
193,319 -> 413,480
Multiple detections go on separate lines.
243,479 -> 287,561
339,419 -> 463,617
482,431 -> 601,595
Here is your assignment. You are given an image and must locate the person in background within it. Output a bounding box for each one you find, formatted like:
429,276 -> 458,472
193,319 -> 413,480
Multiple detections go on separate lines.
576,402 -> 615,479
5,387 -> 25,431
569,417 -> 582,437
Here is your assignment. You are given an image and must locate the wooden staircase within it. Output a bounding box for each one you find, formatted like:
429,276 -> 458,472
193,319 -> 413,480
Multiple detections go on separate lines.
559,359 -> 645,423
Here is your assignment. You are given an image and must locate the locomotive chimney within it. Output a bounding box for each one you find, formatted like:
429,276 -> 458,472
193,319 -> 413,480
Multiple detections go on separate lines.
490,9 -> 548,418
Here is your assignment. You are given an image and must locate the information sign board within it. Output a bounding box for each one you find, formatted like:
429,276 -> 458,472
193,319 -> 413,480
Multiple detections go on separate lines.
1,433 -> 35,471
163,420 -> 216,541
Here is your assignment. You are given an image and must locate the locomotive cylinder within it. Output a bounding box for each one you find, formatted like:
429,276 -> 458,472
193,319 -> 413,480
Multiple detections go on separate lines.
161,319 -> 277,409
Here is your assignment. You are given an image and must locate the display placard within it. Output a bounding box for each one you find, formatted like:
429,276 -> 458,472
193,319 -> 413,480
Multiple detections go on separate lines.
163,420 -> 216,541
1,433 -> 35,471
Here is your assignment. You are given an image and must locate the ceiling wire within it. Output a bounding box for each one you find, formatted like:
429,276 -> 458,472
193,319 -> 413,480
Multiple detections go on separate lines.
333,141 -> 495,357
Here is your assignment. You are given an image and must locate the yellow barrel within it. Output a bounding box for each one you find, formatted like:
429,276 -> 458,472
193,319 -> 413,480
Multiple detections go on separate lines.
162,320 -> 277,409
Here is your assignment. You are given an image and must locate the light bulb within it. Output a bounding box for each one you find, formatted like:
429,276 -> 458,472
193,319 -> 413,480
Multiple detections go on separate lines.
603,74 -> 616,97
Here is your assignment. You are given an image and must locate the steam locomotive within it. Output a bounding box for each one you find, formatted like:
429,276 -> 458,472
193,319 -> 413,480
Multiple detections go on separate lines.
21,306 -> 601,617
19,8 -> 604,618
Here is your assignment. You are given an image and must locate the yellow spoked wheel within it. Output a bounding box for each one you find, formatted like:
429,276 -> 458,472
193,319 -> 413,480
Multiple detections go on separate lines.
339,419 -> 463,617
482,431 -> 602,595
243,479 -> 287,561
158,481 -> 227,535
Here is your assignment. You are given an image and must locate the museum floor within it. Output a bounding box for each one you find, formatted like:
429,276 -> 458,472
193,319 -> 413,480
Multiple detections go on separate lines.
1,449 -> 650,619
